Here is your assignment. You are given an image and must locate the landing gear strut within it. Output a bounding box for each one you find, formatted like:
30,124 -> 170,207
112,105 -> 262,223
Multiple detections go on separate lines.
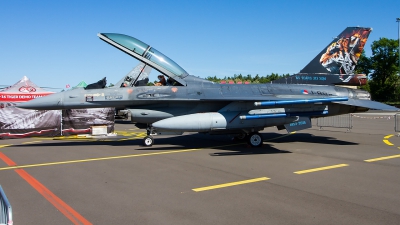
247,132 -> 263,147
235,133 -> 246,140
143,125 -> 155,147
232,133 -> 246,141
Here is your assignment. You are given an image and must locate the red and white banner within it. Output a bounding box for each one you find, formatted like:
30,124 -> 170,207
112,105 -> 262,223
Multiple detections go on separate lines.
0,93 -> 53,102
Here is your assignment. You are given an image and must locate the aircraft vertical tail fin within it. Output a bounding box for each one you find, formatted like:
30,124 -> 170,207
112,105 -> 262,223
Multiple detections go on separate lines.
300,27 -> 372,75
272,27 -> 372,86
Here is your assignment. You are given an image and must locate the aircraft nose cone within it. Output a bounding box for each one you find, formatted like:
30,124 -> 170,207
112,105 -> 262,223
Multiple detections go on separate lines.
17,93 -> 63,110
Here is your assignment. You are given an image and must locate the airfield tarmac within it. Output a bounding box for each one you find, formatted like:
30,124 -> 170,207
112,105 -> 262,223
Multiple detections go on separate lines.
1,113 -> 400,224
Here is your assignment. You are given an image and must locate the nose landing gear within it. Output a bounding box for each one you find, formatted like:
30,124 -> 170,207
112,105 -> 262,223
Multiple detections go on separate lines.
143,125 -> 156,147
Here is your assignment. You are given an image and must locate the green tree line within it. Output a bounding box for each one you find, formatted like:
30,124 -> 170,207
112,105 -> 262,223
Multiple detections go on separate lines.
205,73 -> 290,84
356,38 -> 399,102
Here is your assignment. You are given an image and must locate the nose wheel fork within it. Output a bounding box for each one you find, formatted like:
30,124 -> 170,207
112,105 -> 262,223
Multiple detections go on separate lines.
143,125 -> 156,146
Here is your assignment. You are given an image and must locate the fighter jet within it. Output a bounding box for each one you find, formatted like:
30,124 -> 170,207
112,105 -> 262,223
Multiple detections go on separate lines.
272,27 -> 372,86
18,32 -> 398,147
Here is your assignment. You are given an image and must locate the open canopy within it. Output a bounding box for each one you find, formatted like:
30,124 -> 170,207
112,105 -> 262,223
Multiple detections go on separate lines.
98,33 -> 188,86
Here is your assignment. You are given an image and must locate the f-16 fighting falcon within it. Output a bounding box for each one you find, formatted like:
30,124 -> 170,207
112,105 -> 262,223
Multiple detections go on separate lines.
18,31 -> 398,147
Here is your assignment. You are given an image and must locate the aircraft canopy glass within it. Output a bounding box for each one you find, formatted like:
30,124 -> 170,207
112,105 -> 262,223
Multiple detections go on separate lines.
102,33 -> 188,78
103,33 -> 148,55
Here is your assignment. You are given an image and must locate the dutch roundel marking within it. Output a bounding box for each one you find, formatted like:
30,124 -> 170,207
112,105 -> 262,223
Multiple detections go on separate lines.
301,89 -> 308,94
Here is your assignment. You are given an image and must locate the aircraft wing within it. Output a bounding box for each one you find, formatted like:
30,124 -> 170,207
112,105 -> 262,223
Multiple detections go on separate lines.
198,96 -> 398,111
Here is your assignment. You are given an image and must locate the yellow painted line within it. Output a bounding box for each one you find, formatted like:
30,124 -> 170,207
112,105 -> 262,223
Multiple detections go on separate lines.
384,134 -> 394,139
0,132 -> 295,170
0,148 -> 204,171
192,177 -> 270,192
32,131 -> 144,140
118,136 -> 142,141
0,145 -> 13,149
0,141 -> 243,171
383,140 -> 394,146
22,141 -> 42,144
37,133 -> 145,142
113,131 -> 143,137
364,154 -> 400,162
294,164 -> 349,174
383,134 -> 394,146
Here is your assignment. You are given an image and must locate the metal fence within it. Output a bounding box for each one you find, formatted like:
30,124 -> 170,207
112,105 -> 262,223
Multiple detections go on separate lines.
0,185 -> 12,225
316,114 -> 353,132
395,113 -> 400,133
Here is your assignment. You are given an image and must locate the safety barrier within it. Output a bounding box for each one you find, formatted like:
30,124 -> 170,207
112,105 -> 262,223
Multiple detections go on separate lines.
316,114 -> 352,132
0,185 -> 12,225
395,113 -> 400,133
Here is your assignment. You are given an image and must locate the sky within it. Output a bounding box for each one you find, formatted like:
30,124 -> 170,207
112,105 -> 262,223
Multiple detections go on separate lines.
1,0 -> 399,90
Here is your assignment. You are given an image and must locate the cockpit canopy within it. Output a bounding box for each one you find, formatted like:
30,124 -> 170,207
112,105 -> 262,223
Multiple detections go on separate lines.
98,33 -> 188,86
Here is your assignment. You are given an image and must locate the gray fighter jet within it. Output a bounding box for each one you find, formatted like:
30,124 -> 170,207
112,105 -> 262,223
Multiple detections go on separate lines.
18,32 -> 398,147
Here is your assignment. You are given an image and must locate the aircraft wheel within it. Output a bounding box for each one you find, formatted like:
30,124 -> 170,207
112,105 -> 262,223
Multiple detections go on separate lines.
247,132 -> 263,147
143,136 -> 154,147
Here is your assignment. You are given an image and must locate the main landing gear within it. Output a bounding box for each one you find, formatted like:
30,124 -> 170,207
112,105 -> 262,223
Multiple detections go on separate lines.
233,132 -> 264,147
246,132 -> 263,147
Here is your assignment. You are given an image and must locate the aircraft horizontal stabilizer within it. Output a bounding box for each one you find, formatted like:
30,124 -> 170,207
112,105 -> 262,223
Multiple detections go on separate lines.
340,99 -> 399,111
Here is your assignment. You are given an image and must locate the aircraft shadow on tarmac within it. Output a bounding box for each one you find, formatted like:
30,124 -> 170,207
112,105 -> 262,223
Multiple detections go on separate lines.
208,145 -> 291,156
267,133 -> 358,145
136,135 -> 292,156
15,132 -> 357,157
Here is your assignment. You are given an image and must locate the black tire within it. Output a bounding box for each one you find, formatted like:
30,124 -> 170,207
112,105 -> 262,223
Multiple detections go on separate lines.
143,136 -> 154,146
247,132 -> 263,147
